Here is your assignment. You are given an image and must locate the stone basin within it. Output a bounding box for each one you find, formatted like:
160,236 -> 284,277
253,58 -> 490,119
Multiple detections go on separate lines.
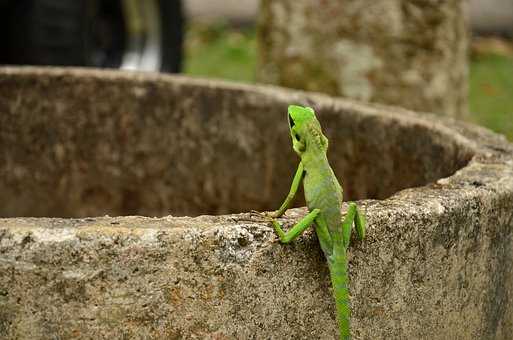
0,67 -> 512,339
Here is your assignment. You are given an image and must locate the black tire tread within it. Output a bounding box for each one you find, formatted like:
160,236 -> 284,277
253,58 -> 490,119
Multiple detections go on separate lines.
1,0 -> 183,72
4,0 -> 87,66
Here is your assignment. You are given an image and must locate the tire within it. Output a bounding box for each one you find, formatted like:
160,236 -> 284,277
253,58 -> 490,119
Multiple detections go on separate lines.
0,0 -> 183,72
159,0 -> 183,73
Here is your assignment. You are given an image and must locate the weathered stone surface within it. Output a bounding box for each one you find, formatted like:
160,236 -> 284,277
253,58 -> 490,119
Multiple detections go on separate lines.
257,0 -> 469,118
0,67 -> 512,339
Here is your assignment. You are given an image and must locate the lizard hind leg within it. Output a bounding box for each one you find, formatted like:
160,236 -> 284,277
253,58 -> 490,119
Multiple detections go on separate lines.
354,204 -> 366,240
341,202 -> 366,249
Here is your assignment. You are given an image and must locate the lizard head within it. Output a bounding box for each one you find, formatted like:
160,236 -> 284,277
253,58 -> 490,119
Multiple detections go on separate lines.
288,105 -> 328,156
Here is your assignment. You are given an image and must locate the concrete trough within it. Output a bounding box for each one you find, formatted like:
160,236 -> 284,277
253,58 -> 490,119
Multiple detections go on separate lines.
0,67 -> 512,339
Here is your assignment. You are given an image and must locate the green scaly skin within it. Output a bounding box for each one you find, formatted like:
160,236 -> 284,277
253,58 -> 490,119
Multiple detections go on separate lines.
268,105 -> 366,340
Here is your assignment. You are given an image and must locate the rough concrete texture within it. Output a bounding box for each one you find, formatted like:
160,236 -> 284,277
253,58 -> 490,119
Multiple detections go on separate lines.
257,0 -> 469,118
0,67 -> 512,339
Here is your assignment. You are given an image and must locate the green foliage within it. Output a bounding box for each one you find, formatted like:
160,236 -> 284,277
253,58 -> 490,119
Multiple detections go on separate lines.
184,24 -> 513,140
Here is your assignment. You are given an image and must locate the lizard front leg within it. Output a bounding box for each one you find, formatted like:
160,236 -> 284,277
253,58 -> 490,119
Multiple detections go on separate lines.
271,208 -> 320,243
272,162 -> 304,218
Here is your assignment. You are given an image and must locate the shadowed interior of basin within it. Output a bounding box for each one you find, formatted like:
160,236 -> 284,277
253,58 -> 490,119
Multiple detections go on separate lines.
0,70 -> 474,218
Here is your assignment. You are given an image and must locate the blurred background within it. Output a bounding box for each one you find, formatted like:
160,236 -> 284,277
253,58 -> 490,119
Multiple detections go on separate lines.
0,0 -> 511,139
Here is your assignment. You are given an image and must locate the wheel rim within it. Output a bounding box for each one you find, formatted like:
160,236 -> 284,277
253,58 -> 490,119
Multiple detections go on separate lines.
120,0 -> 162,71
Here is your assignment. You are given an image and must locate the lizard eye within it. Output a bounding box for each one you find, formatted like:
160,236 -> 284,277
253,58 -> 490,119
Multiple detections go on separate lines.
294,132 -> 301,141
289,114 -> 295,128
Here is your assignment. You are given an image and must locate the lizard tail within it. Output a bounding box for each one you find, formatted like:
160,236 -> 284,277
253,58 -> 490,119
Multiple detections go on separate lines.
329,253 -> 351,340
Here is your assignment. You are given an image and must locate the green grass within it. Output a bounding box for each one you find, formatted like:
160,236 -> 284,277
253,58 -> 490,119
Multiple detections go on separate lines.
469,54 -> 513,140
185,24 -> 257,82
184,25 -> 513,140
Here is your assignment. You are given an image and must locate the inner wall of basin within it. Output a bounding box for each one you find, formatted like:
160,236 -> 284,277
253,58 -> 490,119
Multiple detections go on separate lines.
0,71 -> 473,217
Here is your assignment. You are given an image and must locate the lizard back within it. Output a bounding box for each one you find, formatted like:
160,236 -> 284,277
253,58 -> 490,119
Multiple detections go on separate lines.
302,152 -> 344,240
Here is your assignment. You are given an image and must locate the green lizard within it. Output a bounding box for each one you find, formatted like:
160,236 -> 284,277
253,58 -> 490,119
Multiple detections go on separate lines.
266,105 -> 366,340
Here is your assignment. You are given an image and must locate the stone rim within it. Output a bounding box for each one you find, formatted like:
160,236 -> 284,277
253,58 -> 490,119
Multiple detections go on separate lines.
0,66 -> 511,219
